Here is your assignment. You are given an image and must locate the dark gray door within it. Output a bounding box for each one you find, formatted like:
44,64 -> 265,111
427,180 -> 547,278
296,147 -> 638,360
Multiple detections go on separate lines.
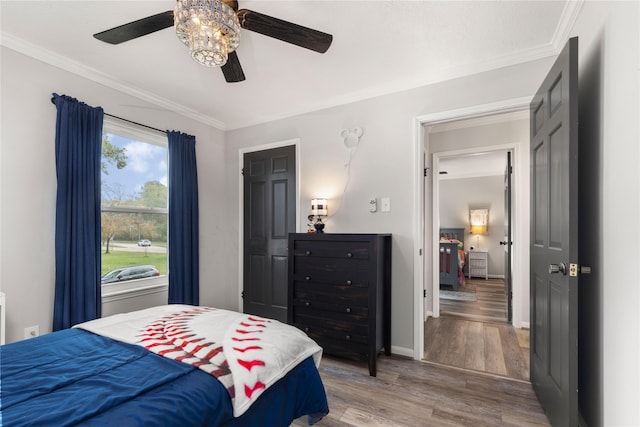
243,145 -> 296,322
530,37 -> 579,426
502,151 -> 513,322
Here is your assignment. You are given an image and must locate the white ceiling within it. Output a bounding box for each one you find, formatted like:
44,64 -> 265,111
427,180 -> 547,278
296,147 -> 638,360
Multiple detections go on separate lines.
0,1 -> 578,130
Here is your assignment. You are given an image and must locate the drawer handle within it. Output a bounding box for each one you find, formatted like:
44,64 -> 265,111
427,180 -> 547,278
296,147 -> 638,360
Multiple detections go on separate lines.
345,335 -> 351,341
305,301 -> 310,307
305,276 -> 311,281
346,280 -> 352,285
305,251 -> 312,256
346,307 -> 351,313
346,252 -> 353,258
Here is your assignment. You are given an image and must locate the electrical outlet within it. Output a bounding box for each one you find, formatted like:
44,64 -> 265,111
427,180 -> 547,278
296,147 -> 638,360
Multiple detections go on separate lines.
24,325 -> 39,339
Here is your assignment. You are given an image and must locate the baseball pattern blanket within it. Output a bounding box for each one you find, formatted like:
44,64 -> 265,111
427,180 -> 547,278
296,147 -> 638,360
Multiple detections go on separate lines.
75,305 -> 323,416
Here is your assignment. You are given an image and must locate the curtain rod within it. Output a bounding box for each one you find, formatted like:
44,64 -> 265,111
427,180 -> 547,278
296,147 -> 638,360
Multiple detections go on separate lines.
50,97 -> 166,134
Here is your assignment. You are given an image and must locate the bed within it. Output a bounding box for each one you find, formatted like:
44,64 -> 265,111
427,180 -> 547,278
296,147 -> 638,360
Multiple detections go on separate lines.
0,305 -> 329,427
439,228 -> 466,291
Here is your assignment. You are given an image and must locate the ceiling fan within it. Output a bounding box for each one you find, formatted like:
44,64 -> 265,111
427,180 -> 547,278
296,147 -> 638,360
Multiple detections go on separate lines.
93,0 -> 333,83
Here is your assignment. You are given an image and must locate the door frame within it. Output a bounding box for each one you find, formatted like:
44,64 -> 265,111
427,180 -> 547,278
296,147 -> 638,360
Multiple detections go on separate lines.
432,145 -> 515,314
412,98 -> 531,360
238,138 -> 301,311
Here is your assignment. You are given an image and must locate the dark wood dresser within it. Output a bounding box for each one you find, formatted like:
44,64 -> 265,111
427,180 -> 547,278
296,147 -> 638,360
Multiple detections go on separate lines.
287,233 -> 391,376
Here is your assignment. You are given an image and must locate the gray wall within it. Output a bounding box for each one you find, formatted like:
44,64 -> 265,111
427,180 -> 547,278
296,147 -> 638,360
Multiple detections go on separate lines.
223,59 -> 551,354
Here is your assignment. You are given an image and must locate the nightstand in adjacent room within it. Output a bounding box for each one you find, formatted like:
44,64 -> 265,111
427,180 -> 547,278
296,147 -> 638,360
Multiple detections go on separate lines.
468,251 -> 488,280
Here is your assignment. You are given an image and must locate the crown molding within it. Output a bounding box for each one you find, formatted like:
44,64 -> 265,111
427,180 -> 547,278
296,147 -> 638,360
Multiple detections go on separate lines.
2,0 -> 583,132
225,41 -> 559,131
551,0 -> 584,52
0,32 -> 226,131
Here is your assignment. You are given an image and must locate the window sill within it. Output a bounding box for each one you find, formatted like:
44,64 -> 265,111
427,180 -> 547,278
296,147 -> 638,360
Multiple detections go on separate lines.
102,276 -> 168,303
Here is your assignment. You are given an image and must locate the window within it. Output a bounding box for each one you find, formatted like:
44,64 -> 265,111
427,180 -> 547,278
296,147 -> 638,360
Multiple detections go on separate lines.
101,118 -> 168,293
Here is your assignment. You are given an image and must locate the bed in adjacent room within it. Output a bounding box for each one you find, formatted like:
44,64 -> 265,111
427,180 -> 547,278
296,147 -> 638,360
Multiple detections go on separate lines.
0,305 -> 328,427
439,227 -> 466,291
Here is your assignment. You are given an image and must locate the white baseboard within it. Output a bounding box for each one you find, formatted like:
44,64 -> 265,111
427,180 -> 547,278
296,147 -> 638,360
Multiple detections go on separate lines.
520,321 -> 530,329
391,345 -> 414,358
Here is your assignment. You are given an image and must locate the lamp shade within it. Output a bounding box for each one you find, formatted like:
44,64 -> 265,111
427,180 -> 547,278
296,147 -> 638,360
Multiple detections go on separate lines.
311,198 -> 328,216
470,224 -> 488,235
469,208 -> 489,234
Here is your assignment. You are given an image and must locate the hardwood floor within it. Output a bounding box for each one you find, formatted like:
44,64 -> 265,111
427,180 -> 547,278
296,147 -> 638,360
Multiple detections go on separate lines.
294,353 -> 549,427
291,277 -> 546,426
424,316 -> 530,381
440,278 -> 508,322
433,277 -> 530,381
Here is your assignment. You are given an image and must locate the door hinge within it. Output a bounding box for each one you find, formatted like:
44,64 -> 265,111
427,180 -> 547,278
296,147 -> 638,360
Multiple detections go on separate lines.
241,290 -> 244,299
419,248 -> 422,256
423,289 -> 427,298
241,168 -> 245,176
424,168 -> 429,177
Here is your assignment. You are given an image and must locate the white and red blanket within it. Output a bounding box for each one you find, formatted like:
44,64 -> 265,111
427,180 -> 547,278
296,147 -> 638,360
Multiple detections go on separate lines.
75,305 -> 322,416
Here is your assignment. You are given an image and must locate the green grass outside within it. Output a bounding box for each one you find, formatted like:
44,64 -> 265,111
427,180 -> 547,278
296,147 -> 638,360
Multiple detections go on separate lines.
101,247 -> 168,277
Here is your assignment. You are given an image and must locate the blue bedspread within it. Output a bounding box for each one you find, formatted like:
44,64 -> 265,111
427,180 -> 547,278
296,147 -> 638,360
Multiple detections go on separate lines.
0,329 -> 328,426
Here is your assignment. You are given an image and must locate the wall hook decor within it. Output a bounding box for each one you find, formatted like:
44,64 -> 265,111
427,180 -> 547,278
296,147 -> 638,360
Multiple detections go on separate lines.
341,127 -> 363,148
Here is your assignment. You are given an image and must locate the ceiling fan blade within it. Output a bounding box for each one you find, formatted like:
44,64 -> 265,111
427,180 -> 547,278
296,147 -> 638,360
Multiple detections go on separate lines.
221,51 -> 246,83
93,11 -> 174,44
237,9 -> 332,53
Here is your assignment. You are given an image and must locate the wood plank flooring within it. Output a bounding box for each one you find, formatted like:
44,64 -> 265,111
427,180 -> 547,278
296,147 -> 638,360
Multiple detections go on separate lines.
424,315 -> 530,381
440,278 -> 508,322
294,353 -> 549,427
291,277 -> 545,426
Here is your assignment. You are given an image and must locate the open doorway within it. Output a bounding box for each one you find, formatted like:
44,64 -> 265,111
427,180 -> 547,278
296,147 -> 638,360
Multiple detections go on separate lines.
412,99 -> 532,361
436,149 -> 510,323
414,100 -> 529,379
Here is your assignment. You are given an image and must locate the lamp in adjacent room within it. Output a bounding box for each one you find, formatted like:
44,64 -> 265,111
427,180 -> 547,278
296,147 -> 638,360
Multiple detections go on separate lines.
469,208 -> 489,249
310,198 -> 328,233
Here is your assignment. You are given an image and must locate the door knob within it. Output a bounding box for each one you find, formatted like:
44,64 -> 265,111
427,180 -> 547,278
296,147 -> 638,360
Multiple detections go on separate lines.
549,262 -> 567,275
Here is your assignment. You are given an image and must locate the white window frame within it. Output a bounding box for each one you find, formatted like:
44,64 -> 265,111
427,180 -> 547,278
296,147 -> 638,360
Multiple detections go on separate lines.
101,117 -> 169,299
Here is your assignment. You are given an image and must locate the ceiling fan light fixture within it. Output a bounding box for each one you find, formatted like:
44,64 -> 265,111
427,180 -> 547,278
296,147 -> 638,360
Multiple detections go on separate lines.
174,0 -> 240,67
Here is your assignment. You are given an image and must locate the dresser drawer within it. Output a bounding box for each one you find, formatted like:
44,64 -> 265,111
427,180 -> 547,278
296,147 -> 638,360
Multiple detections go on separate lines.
308,335 -> 368,361
292,311 -> 369,343
292,256 -> 369,281
291,268 -> 369,289
293,240 -> 370,259
292,281 -> 369,306
292,299 -> 368,321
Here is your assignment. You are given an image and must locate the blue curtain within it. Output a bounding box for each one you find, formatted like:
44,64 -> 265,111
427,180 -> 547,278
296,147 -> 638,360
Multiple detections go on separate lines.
167,131 -> 199,305
52,94 -> 104,331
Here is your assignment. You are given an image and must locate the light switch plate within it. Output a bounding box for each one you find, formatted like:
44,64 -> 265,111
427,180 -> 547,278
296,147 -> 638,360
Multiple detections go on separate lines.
381,197 -> 391,212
